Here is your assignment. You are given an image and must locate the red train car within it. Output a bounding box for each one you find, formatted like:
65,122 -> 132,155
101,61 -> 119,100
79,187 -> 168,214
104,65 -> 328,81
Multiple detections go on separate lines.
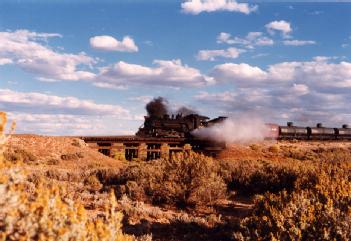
265,123 -> 279,140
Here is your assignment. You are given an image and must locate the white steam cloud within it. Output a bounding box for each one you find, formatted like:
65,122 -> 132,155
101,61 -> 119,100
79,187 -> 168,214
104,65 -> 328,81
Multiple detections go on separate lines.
192,116 -> 269,144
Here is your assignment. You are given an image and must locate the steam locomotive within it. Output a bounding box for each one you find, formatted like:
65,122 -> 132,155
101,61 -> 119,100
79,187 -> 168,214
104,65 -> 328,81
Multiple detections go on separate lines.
136,114 -> 351,141
136,114 -> 210,138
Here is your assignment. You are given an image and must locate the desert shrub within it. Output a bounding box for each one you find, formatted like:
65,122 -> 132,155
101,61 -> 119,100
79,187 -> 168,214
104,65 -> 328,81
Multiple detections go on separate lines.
4,148 -> 36,163
249,144 -> 260,151
0,112 -> 137,241
114,151 -> 126,161
61,152 -> 83,161
93,168 -> 121,185
278,145 -> 318,161
117,152 -> 226,208
219,159 -> 309,195
317,147 -> 351,162
0,178 -> 135,240
47,158 -> 60,165
71,138 -> 85,147
233,161 -> 351,240
84,174 -> 103,192
267,144 -> 279,153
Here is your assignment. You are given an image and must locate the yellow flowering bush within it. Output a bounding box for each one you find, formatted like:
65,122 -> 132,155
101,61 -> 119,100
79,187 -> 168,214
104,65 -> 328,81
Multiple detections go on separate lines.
234,161 -> 351,240
0,112 -> 138,241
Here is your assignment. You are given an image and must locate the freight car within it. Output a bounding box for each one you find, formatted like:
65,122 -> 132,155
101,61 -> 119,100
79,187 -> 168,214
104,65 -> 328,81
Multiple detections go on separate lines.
278,122 -> 351,140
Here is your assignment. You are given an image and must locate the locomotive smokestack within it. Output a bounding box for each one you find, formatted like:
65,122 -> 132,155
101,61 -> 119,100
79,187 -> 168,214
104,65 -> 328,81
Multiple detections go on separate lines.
146,97 -> 168,118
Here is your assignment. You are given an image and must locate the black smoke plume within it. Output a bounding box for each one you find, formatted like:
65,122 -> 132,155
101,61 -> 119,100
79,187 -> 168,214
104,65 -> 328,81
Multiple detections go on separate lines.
176,106 -> 197,116
146,97 -> 168,118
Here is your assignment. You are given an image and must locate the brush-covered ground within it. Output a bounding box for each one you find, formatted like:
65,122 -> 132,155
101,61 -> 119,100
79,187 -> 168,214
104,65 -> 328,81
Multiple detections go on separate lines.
2,132 -> 351,240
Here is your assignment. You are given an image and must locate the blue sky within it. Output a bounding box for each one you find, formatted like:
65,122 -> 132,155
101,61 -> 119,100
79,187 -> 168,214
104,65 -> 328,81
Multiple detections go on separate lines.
1,0 -> 351,135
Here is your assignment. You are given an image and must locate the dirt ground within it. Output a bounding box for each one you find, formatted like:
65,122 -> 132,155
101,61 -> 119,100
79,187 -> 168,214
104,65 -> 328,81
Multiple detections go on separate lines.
7,134 -> 122,169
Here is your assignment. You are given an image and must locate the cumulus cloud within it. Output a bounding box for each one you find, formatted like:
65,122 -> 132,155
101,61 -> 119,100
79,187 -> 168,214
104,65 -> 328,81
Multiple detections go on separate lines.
210,63 -> 267,86
217,22 -> 315,49
1,89 -> 145,135
7,112 -> 136,136
0,29 -> 96,81
265,20 -> 292,37
95,59 -> 214,88
181,0 -> 257,15
210,58 -> 351,89
196,47 -> 244,61
0,88 -> 129,116
283,40 -> 316,46
197,58 -> 351,126
195,86 -> 351,127
195,89 -> 271,112
217,32 -> 274,49
90,35 -> 138,52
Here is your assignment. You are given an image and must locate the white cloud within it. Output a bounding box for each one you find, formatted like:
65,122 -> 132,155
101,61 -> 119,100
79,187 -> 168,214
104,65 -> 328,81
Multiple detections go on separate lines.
200,58 -> 351,125
283,40 -> 316,46
1,89 -> 145,135
0,88 -> 129,116
210,59 -> 351,89
217,32 -> 233,44
194,87 -> 351,127
265,20 -> 292,37
37,77 -> 60,82
292,83 -> 309,96
210,63 -> 267,86
181,0 -> 257,15
95,59 -> 214,88
128,96 -> 153,104
194,89 -> 272,114
0,58 -> 13,65
7,112 -> 137,136
90,35 -> 138,52
255,37 -> 274,46
195,91 -> 236,103
217,32 -> 274,48
0,29 -> 96,81
196,47 -> 244,61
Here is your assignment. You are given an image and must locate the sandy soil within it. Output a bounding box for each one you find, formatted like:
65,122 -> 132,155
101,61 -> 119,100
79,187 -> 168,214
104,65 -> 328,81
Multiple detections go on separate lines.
7,134 -> 123,169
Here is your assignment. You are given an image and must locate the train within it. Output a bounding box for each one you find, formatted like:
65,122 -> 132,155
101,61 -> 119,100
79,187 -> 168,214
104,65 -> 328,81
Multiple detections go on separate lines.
136,113 -> 210,138
136,114 -> 351,141
275,122 -> 351,140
